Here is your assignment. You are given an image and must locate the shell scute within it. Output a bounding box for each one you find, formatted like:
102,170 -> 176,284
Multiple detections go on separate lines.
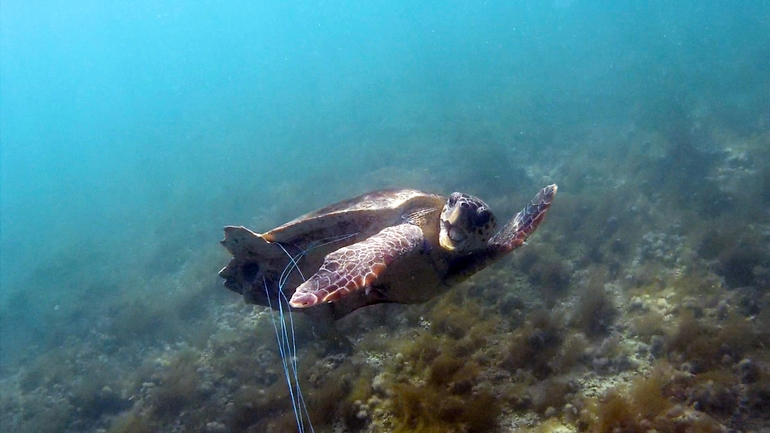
262,189 -> 444,243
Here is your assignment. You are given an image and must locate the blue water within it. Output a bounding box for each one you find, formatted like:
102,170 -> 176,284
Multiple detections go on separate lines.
1,1 -> 769,432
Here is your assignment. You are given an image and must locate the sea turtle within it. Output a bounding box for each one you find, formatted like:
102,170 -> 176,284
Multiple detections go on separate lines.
219,184 -> 557,320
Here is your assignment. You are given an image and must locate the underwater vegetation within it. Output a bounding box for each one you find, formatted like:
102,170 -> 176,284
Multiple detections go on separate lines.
2,148 -> 769,433
2,79 -> 770,433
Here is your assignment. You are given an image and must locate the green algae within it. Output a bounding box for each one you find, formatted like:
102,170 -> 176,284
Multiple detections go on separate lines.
578,363 -> 727,433
570,280 -> 617,338
390,382 -> 500,433
107,412 -> 155,433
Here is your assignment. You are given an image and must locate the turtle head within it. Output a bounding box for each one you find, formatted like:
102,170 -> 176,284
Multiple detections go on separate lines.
439,192 -> 497,253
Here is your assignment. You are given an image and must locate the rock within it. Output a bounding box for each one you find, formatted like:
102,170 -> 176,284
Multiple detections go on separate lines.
205,421 -> 226,432
738,358 -> 760,384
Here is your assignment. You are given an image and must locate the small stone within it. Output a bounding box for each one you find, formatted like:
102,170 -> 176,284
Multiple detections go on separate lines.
629,296 -> 645,311
205,421 -> 226,433
450,379 -> 473,395
372,373 -> 388,393
613,355 -> 637,372
680,362 -> 696,374
649,336 -> 665,358
199,381 -> 214,394
738,358 -> 760,383
562,403 -> 577,422
639,419 -> 654,430
683,299 -> 704,318
716,301 -> 729,320
592,357 -> 609,371
666,404 -> 684,418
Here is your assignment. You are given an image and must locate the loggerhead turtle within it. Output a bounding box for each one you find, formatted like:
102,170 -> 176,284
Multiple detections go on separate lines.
219,184 -> 557,320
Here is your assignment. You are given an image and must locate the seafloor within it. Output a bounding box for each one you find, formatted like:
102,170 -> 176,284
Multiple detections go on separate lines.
1,114 -> 769,432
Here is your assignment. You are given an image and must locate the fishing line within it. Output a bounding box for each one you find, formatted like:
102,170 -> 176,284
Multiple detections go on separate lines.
265,232 -> 358,432
264,277 -> 307,432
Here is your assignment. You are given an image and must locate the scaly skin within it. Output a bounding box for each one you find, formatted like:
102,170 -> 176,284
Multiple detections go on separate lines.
289,224 -> 423,308
491,184 -> 557,252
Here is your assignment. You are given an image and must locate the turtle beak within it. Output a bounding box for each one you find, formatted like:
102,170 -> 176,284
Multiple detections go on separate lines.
440,220 -> 455,250
439,207 -> 466,250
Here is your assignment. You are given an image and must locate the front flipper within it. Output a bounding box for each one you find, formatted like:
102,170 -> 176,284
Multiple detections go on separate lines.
491,184 -> 557,252
289,224 -> 424,308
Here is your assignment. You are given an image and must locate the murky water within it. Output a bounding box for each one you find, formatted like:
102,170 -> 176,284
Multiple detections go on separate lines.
1,1 -> 768,432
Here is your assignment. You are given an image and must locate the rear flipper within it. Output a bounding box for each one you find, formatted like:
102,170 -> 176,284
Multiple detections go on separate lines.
219,226 -> 292,307
289,224 -> 424,308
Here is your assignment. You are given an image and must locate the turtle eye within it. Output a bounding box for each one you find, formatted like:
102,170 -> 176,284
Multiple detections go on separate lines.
448,193 -> 460,206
